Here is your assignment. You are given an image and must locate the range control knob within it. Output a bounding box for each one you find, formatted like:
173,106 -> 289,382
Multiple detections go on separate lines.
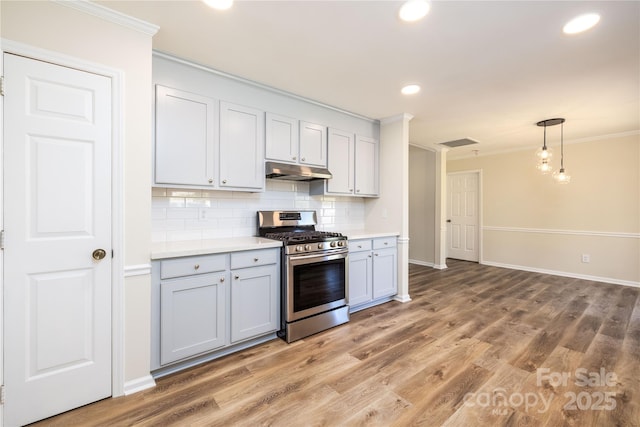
296,245 -> 304,252
330,241 -> 337,248
304,244 -> 311,251
318,243 -> 324,249
337,240 -> 345,247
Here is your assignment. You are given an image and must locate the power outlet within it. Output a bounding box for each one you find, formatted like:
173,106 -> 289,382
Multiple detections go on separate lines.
581,254 -> 590,263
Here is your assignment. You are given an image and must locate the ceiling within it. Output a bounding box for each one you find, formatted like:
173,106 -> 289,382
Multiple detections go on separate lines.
99,0 -> 640,158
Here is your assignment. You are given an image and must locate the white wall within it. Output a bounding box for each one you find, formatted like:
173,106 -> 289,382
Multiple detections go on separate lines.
152,180 -> 365,241
1,0 -> 154,386
448,133 -> 640,285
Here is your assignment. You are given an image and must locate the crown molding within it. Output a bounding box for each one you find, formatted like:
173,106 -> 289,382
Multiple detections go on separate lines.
52,0 -> 160,36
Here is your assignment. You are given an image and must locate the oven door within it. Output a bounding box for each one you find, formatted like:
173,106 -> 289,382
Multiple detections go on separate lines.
285,251 -> 348,322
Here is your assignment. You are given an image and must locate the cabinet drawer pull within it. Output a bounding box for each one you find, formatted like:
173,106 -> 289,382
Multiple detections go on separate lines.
194,264 -> 200,270
384,242 -> 388,245
254,257 -> 259,262
374,253 -> 378,256
208,178 -> 213,184
357,245 -> 362,248
220,277 -> 225,282
234,275 -> 239,280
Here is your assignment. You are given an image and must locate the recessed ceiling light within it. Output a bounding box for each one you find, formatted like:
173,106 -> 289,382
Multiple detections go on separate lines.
203,0 -> 233,11
401,84 -> 421,95
563,13 -> 600,34
399,0 -> 430,22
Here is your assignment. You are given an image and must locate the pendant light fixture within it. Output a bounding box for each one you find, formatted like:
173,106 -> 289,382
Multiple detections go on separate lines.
536,118 -> 570,183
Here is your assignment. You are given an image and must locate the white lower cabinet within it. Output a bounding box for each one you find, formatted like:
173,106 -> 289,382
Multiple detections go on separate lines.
152,247 -> 280,371
348,237 -> 397,311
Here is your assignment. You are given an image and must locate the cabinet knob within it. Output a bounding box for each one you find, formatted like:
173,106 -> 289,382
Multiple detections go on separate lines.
384,242 -> 388,245
356,189 -> 361,193
234,275 -> 239,280
349,189 -> 353,192
208,178 -> 213,184
374,253 -> 379,256
220,277 -> 225,282
254,257 -> 259,262
292,156 -> 297,160
357,245 -> 362,248
301,157 -> 305,162
222,179 -> 227,184
368,254 -> 372,258
194,264 -> 200,270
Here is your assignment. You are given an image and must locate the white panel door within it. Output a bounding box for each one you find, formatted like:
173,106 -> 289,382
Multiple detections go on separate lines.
3,53 -> 112,426
348,250 -> 373,306
447,172 -> 479,262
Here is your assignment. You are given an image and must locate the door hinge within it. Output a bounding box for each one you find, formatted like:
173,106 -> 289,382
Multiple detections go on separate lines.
0,230 -> 4,250
0,76 -> 4,96
1,384 -> 5,405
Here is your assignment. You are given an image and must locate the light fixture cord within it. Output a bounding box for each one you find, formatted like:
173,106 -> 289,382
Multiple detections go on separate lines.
560,122 -> 564,169
543,124 -> 547,149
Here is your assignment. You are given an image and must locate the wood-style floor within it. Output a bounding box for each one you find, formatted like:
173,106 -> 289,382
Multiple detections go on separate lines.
34,260 -> 640,426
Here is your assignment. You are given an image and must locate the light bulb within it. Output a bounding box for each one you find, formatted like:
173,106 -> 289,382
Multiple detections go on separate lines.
537,159 -> 553,174
535,146 -> 553,161
553,168 -> 571,184
563,13 -> 600,35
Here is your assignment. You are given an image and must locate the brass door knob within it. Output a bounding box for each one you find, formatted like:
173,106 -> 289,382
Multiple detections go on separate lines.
92,249 -> 107,261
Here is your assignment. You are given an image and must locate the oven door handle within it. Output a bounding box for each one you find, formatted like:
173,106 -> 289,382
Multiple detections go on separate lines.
288,251 -> 348,263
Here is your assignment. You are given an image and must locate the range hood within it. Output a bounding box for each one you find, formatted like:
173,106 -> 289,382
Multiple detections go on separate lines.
265,161 -> 332,182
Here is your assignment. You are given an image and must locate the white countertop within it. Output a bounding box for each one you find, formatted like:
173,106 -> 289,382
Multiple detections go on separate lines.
151,237 -> 283,260
340,230 -> 401,240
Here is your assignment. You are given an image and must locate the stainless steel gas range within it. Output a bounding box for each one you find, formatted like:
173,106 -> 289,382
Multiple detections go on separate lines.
257,210 -> 349,343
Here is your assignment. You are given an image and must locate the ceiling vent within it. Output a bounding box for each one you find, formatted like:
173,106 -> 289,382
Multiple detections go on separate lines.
439,138 -> 480,148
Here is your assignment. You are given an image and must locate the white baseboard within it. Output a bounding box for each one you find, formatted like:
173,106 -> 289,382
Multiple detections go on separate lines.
481,261 -> 640,288
123,374 -> 156,395
433,263 -> 448,270
409,259 -> 435,268
393,294 -> 412,303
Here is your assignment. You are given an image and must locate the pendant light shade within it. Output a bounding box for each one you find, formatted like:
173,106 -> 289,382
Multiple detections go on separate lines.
552,120 -> 570,184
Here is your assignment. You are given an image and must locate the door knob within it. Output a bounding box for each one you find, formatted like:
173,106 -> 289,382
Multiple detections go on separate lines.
446,219 -> 452,223
92,249 -> 107,261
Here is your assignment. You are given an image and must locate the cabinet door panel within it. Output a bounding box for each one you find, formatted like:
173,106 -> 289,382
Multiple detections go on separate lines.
220,102 -> 264,190
155,85 -> 217,187
265,113 -> 298,163
299,121 -> 327,167
372,248 -> 397,299
231,265 -> 279,343
327,128 -> 354,195
355,136 -> 379,196
348,250 -> 372,306
160,273 -> 227,365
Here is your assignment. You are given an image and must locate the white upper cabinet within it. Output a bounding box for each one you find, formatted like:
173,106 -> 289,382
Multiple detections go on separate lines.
354,135 -> 379,196
299,121 -> 327,167
265,113 -> 299,163
326,128 -> 355,195
219,101 -> 265,191
154,85 -> 217,187
310,129 -> 378,197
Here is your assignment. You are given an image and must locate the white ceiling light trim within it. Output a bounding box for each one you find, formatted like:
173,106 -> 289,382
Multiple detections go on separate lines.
401,84 -> 421,95
203,0 -> 233,11
563,13 -> 601,34
399,0 -> 430,22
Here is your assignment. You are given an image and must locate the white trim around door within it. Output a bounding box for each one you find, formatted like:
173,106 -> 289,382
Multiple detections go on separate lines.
1,39 -> 126,398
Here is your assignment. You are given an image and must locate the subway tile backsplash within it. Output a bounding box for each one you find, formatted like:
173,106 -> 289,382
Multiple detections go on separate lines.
152,180 -> 365,242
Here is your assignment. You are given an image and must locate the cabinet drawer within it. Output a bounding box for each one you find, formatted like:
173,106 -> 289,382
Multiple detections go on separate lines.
160,254 -> 227,279
373,237 -> 397,250
349,239 -> 372,253
231,248 -> 279,269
